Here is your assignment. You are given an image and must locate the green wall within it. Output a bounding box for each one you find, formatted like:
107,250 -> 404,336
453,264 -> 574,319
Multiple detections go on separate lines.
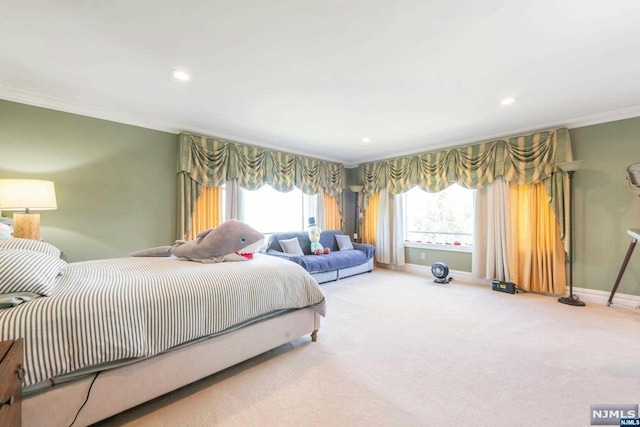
346,116 -> 640,297
3,97 -> 640,297
570,117 -> 640,296
0,100 -> 178,262
405,247 -> 472,272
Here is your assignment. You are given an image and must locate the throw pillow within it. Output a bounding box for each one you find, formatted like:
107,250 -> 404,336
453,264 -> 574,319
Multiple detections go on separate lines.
0,238 -> 62,258
335,234 -> 354,251
279,237 -> 304,255
0,249 -> 67,296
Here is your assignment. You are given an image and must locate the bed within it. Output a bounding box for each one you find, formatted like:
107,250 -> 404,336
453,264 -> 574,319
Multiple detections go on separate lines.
0,241 -> 325,426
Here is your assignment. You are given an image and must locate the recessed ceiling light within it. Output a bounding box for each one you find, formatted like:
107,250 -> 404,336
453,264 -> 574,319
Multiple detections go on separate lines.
362,137 -> 371,144
172,70 -> 190,81
500,97 -> 516,105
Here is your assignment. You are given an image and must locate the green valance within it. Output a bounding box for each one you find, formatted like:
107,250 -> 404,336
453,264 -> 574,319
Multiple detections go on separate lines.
178,133 -> 345,196
359,128 -> 571,195
358,128 -> 573,245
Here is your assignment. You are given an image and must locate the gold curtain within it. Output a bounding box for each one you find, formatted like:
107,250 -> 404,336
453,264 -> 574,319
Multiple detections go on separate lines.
361,192 -> 379,246
188,186 -> 222,240
324,193 -> 342,230
508,182 -> 566,294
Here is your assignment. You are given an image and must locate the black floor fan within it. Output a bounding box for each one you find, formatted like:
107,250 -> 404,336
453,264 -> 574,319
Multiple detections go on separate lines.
432,262 -> 451,284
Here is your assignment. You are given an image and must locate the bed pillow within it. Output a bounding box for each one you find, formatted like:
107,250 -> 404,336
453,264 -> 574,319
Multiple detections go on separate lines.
0,238 -> 62,258
0,249 -> 67,296
335,234 -> 354,251
279,237 -> 304,255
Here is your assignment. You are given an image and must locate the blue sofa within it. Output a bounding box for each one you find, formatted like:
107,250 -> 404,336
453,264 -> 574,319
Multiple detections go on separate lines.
265,230 -> 375,284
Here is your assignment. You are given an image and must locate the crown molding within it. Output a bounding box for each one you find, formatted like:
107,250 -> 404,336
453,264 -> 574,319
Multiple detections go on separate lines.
564,103 -> 640,130
0,85 -> 345,164
2,84 -> 639,167
0,85 -> 182,134
354,103 -> 640,165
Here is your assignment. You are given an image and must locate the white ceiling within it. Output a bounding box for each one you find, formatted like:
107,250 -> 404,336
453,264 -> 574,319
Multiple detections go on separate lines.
1,1 -> 640,166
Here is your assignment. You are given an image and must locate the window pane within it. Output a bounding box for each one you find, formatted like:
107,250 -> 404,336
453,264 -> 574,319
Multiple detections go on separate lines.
243,186 -> 313,234
405,184 -> 474,246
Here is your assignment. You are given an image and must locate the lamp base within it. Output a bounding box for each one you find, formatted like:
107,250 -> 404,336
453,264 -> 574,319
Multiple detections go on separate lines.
558,296 -> 586,306
13,213 -> 41,240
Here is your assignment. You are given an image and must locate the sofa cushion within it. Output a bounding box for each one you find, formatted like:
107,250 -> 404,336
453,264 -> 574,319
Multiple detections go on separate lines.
267,250 -> 368,273
335,234 -> 354,251
279,237 -> 304,255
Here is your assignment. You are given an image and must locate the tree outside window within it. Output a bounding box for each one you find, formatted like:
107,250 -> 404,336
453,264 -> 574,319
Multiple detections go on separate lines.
404,184 -> 474,246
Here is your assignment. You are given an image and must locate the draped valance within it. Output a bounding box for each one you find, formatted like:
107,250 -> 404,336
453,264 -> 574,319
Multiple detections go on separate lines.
359,128 -> 571,195
178,133 -> 345,195
358,128 -> 573,247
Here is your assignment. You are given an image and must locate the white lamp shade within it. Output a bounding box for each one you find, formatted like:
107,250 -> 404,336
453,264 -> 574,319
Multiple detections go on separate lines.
556,160 -> 585,172
349,185 -> 364,193
0,179 -> 57,211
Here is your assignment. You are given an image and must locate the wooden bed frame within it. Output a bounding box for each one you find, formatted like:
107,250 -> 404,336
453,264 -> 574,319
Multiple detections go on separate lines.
23,308 -> 321,426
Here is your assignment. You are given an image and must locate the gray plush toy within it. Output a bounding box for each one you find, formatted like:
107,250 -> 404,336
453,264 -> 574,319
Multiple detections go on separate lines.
131,220 -> 265,263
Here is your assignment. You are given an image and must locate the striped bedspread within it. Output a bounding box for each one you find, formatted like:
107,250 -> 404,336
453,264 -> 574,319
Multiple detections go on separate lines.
0,254 -> 325,387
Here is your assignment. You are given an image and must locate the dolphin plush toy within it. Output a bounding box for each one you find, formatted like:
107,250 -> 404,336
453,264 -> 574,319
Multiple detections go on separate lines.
172,220 -> 265,263
130,220 -> 265,263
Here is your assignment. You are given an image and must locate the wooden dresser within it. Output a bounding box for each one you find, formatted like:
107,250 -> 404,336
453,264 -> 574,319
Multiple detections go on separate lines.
0,339 -> 24,427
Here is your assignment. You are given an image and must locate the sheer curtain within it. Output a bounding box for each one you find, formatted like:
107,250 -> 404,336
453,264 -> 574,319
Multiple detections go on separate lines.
473,177 -> 511,281
224,179 -> 243,221
376,189 -> 405,266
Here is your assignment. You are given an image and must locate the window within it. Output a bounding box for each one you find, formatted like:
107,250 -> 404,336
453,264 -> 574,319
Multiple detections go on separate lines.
242,185 -> 316,234
404,184 -> 474,247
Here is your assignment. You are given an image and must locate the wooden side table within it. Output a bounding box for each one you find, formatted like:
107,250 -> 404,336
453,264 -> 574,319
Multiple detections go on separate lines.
0,338 -> 24,427
607,229 -> 640,306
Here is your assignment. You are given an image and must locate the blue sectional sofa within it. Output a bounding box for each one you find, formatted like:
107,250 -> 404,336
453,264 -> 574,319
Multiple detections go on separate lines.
265,230 -> 375,284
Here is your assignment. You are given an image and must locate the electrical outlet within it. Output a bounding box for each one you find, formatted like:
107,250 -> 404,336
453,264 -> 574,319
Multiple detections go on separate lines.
420,252 -> 426,260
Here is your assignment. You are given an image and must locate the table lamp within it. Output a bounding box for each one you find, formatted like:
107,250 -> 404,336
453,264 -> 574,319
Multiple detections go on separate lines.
0,179 -> 57,240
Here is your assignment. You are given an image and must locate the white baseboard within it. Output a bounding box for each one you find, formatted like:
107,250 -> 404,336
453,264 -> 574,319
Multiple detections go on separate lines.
384,262 -> 489,285
571,286 -> 640,309
396,263 -> 640,309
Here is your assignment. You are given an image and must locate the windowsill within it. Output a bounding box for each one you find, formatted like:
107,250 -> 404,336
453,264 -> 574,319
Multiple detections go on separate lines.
404,241 -> 473,253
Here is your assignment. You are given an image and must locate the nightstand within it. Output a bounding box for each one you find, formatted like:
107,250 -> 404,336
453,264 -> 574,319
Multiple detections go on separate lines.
0,339 -> 24,427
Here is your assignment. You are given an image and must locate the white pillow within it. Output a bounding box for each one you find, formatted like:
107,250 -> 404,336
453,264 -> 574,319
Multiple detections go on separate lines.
0,238 -> 62,258
0,249 -> 67,296
279,237 -> 304,255
335,234 -> 354,251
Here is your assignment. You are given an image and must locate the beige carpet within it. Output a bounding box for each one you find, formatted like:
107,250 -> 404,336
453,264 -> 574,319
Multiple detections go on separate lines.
95,268 -> 640,427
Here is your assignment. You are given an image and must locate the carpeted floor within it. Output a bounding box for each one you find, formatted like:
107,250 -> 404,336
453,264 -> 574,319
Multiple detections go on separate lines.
96,268 -> 640,427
